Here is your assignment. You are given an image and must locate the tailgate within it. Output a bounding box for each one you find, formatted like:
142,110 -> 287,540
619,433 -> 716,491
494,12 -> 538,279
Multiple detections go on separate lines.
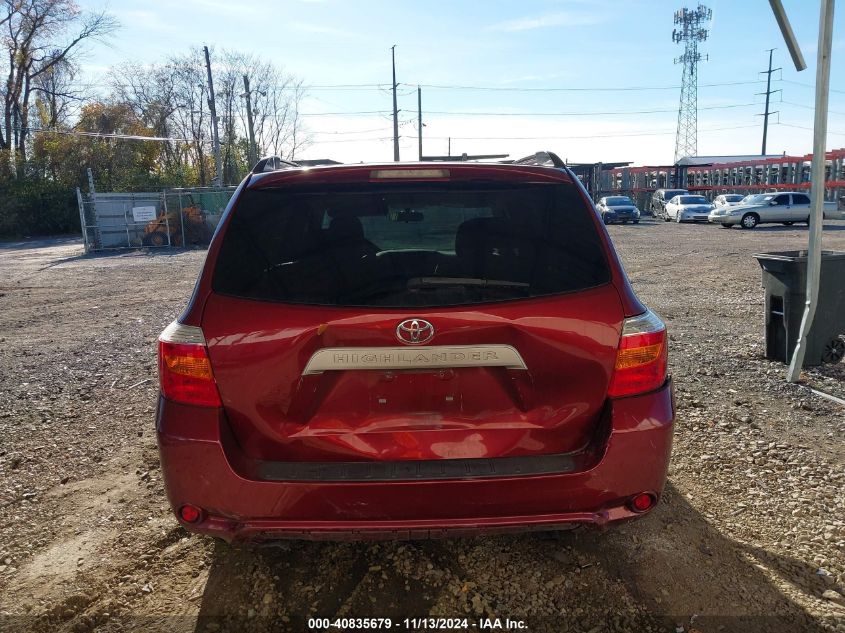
203,287 -> 623,462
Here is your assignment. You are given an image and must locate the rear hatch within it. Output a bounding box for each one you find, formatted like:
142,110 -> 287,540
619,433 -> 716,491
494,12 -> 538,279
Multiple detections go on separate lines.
202,169 -> 625,462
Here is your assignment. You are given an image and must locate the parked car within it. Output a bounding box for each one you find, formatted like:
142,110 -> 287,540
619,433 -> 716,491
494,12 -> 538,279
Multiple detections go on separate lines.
156,157 -> 674,541
651,188 -> 689,217
708,192 -> 839,228
713,194 -> 745,209
596,196 -> 641,224
663,194 -> 714,223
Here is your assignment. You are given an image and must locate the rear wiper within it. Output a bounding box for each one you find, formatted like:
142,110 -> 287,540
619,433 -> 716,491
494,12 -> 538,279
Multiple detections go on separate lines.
407,277 -> 529,289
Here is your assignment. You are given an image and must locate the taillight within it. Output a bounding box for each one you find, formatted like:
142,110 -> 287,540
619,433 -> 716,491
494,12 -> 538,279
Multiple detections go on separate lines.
158,321 -> 222,407
608,310 -> 668,398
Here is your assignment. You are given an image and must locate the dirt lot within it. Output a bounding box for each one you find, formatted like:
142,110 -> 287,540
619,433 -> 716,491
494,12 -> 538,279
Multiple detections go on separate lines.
1,222 -> 844,633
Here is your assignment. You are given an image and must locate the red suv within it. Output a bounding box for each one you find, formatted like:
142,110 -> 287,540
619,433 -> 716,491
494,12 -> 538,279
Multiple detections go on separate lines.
156,153 -> 674,541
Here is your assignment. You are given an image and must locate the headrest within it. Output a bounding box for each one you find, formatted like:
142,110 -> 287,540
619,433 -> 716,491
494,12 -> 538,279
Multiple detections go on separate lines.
327,215 -> 365,242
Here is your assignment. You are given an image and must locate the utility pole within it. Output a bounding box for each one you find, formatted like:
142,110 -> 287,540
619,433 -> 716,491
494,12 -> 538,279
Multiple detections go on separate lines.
203,45 -> 223,187
417,86 -> 423,161
448,137 -> 451,156
759,48 -> 782,155
242,74 -> 258,167
391,45 -> 400,162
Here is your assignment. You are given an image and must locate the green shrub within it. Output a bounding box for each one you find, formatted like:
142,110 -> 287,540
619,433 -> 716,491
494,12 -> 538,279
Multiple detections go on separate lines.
0,182 -> 79,237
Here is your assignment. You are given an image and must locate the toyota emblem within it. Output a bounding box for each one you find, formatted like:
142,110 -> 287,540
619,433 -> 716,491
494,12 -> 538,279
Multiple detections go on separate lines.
395,318 -> 435,345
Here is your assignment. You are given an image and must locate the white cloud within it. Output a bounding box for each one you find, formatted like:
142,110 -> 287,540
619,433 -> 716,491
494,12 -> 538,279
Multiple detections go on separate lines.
113,9 -> 181,36
290,22 -> 354,37
488,11 -> 604,32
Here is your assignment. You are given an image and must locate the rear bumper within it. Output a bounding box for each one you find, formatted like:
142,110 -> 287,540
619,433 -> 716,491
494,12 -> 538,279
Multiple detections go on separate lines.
156,381 -> 675,541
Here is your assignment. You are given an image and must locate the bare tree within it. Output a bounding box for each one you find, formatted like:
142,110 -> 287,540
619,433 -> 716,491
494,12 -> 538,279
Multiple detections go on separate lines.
207,49 -> 309,181
216,50 -> 245,184
167,49 -> 212,186
1,0 -> 118,173
32,57 -> 78,128
245,62 -> 309,161
110,61 -> 182,177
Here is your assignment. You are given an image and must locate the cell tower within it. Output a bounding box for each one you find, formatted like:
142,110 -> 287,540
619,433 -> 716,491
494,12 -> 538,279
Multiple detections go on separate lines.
672,4 -> 712,162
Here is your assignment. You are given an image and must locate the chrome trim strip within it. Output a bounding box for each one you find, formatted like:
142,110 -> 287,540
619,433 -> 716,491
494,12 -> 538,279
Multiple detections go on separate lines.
302,345 -> 527,375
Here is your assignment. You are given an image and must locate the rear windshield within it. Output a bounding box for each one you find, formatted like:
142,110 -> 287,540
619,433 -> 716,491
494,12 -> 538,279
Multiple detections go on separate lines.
605,197 -> 633,206
678,196 -> 708,204
724,195 -> 743,202
212,182 -> 611,307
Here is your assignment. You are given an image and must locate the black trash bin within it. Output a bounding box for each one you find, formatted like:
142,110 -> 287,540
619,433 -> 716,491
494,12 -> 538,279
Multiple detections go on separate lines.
753,250 -> 845,366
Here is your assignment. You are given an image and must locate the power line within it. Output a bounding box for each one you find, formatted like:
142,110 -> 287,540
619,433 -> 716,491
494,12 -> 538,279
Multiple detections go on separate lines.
774,121 -> 845,136
73,79 -> 773,93
781,100 -> 845,116
308,126 -> 395,135
415,79 -> 768,92
15,126 -> 212,143
299,110 -> 392,117
781,79 -> 845,95
423,123 -> 760,141
417,102 -> 759,117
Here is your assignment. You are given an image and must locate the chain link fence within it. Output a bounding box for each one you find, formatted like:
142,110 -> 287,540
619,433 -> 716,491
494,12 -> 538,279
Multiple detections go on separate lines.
77,187 -> 237,252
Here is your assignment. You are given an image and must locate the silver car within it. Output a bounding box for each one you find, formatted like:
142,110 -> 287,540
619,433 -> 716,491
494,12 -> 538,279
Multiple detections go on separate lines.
713,194 -> 745,208
708,192 -> 839,228
663,195 -> 714,223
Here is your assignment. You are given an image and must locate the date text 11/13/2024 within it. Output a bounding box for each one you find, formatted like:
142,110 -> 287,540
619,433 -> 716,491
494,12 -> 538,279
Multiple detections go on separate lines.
307,617 -> 529,630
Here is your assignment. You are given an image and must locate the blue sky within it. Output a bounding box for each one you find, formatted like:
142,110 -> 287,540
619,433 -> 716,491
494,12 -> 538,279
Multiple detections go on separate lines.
79,0 -> 844,165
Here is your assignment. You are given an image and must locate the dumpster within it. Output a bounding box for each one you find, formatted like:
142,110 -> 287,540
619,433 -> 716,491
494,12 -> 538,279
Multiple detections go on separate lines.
753,251 -> 845,366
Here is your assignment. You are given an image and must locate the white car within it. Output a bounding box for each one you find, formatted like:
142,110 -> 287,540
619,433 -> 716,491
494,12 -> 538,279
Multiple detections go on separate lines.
663,195 -> 714,223
708,192 -> 839,228
713,194 -> 745,209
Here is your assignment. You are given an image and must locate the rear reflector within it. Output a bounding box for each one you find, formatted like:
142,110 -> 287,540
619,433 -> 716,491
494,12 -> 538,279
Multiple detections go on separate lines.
179,504 -> 203,523
158,321 -> 222,407
607,310 -> 667,398
370,168 -> 450,179
628,492 -> 656,513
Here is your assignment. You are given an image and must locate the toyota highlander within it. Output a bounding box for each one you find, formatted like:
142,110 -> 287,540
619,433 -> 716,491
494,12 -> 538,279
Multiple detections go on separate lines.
156,154 -> 675,541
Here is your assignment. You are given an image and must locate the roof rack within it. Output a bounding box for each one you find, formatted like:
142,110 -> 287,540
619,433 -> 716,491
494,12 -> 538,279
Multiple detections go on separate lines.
251,155 -> 301,174
511,151 -> 567,168
422,153 -> 509,162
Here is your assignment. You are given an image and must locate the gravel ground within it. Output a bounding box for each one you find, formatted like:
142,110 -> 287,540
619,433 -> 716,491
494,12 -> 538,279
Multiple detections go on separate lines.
0,222 -> 843,633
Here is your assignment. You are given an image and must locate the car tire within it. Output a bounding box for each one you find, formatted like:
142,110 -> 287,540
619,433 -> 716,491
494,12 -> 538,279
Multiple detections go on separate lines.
821,337 -> 845,364
720,223 -> 732,229
782,222 -> 794,226
603,215 -> 611,225
740,213 -> 759,229
663,213 -> 670,223
633,220 -> 639,224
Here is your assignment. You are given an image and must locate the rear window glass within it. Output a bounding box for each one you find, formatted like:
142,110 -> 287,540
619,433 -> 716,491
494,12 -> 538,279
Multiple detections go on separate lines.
212,182 -> 610,307
678,196 -> 708,204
